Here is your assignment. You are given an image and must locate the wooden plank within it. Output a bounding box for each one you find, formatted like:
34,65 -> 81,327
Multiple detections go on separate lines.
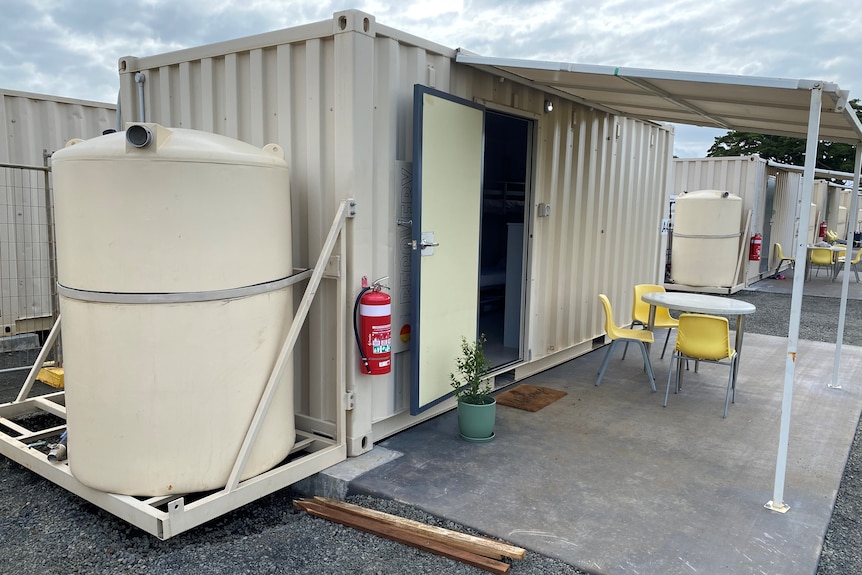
312,496 -> 526,561
295,499 -> 510,574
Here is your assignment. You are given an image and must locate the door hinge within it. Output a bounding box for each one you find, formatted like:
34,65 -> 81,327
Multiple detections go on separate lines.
344,391 -> 356,411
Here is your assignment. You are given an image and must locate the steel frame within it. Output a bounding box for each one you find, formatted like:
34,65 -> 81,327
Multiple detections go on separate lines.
0,199 -> 354,539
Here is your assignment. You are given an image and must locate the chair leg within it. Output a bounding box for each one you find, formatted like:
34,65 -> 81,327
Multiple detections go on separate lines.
723,358 -> 736,418
723,355 -> 740,418
731,355 -> 739,404
664,353 -> 679,407
636,341 -> 656,392
595,341 -> 617,387
621,322 -> 646,361
660,329 -> 672,359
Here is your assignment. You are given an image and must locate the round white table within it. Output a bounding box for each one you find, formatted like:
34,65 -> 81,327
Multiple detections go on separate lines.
805,244 -> 855,281
641,291 -> 756,383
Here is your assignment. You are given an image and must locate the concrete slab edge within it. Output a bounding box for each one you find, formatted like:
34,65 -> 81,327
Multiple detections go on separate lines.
292,445 -> 403,500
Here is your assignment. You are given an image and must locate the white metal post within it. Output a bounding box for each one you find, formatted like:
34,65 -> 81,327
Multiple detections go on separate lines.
830,146 -> 862,388
765,86 -> 822,513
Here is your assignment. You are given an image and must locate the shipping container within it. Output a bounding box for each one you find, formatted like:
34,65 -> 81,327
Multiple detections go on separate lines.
0,89 -> 115,335
669,155 -> 811,288
114,9 -> 672,455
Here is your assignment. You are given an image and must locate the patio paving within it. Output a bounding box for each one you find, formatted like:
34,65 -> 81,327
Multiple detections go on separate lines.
345,330 -> 862,574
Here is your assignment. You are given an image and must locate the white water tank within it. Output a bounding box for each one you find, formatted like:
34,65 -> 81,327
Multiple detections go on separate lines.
52,124 -> 296,496
671,190 -> 742,287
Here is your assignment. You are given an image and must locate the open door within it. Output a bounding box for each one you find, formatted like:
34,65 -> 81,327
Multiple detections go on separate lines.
410,86 -> 484,415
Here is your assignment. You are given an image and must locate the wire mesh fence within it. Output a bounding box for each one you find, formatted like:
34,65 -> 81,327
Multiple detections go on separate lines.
0,158 -> 60,398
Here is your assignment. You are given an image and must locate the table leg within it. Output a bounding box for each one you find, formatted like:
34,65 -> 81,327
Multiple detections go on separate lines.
646,305 -> 657,356
733,314 -> 745,391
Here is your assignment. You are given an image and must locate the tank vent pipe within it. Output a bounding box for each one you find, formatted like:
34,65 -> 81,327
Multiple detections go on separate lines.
127,124 -> 153,148
135,72 -> 146,122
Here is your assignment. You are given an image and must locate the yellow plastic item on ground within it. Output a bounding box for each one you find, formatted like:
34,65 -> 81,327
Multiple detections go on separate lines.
36,367 -> 64,389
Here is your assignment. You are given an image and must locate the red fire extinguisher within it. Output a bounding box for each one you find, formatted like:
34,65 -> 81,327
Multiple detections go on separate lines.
749,233 -> 762,261
353,277 -> 391,375
819,221 -> 828,239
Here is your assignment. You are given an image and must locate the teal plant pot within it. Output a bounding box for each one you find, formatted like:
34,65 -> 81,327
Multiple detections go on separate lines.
457,398 -> 496,442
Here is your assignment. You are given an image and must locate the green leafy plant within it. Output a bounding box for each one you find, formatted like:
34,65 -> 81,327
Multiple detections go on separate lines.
450,334 -> 493,405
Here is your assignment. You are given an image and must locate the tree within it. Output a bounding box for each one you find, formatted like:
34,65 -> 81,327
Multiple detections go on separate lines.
706,99 -> 861,175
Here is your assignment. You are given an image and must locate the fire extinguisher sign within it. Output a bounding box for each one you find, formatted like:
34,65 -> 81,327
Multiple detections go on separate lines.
371,324 -> 391,354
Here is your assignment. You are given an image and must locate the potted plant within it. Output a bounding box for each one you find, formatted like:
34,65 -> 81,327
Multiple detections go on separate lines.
450,334 -> 496,442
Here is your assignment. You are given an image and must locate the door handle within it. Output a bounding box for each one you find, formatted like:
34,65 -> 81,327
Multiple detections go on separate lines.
419,232 -> 438,256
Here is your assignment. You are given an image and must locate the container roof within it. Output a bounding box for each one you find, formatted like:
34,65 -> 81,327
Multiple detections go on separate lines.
455,53 -> 862,145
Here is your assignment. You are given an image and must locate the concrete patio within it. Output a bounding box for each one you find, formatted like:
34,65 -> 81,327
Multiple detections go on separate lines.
327,276 -> 862,575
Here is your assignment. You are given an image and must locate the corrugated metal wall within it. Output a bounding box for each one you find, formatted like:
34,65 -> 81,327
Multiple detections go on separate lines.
525,104 -> 669,360
116,10 -> 672,445
0,89 -> 116,165
0,90 -> 115,334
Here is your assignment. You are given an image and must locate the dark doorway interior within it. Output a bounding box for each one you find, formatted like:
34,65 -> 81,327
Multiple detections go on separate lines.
479,111 -> 530,368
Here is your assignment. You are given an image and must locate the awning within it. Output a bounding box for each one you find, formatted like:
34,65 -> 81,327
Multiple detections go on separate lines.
457,51 -> 862,514
455,53 -> 862,144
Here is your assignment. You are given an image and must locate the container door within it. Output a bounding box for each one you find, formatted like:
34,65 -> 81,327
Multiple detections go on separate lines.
410,85 -> 484,415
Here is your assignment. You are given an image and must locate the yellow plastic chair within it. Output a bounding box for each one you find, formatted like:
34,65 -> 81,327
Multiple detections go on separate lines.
835,248 -> 862,283
773,243 -> 794,271
664,314 -> 738,418
622,284 -> 678,360
825,229 -> 838,243
596,294 -> 656,392
808,247 -> 834,279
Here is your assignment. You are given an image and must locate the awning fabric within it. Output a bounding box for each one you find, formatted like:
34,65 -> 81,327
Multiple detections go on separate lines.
455,53 -> 862,145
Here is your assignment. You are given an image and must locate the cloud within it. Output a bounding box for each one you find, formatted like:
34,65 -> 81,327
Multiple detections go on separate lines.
1,0 -> 859,156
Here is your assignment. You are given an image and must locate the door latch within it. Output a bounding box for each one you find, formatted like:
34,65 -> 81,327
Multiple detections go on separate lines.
419,232 -> 439,256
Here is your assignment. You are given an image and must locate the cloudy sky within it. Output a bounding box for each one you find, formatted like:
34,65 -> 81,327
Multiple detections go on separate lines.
2,0 -> 859,157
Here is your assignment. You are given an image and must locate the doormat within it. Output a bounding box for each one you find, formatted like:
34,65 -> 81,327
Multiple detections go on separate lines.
495,384 -> 567,412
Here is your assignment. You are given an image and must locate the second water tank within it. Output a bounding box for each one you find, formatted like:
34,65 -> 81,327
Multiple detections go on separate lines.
671,190 -> 742,287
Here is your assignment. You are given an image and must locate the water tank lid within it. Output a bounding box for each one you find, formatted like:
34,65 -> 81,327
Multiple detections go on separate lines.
52,123 -> 287,168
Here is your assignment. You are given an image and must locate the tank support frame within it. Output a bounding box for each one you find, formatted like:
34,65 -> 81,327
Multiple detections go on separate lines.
0,199 -> 355,539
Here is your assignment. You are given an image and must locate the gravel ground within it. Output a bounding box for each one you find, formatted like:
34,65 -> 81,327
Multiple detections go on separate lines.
0,290 -> 859,575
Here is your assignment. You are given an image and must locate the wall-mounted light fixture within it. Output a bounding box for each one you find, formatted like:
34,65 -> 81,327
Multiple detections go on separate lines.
544,99 -> 553,113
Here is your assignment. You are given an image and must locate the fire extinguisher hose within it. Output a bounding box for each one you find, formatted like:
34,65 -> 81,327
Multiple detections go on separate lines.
353,287 -> 373,374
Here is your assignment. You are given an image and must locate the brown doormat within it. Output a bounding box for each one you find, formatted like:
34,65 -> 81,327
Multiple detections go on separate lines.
495,384 -> 567,412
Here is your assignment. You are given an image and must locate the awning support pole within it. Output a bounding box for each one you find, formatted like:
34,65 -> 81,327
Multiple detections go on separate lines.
830,146 -> 862,388
765,85 -> 823,514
